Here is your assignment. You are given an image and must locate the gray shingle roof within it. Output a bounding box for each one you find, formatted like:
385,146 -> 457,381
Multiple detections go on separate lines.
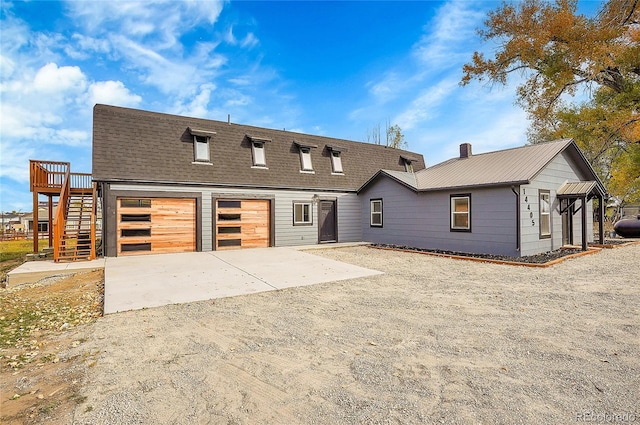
92,104 -> 426,191
359,139 -> 606,193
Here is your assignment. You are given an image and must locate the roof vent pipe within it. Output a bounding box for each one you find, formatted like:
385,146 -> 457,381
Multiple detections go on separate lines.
460,143 -> 472,159
228,114 -> 231,125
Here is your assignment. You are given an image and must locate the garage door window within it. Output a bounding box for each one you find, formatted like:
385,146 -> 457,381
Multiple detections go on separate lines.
121,214 -> 151,222
121,243 -> 152,252
121,228 -> 151,237
120,199 -> 151,208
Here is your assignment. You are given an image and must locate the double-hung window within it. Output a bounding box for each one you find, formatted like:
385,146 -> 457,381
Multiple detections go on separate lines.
450,194 -> 471,231
370,199 -> 383,227
539,190 -> 551,238
293,202 -> 312,225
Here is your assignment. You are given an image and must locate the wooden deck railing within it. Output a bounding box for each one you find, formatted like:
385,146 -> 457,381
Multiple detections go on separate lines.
30,160 -> 69,192
70,173 -> 93,190
52,168 -> 71,261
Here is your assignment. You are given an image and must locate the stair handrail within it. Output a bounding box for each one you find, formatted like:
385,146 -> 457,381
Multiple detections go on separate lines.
90,182 -> 97,260
53,168 -> 71,262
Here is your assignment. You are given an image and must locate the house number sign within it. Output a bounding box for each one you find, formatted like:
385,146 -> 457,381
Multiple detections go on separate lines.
523,188 -> 535,226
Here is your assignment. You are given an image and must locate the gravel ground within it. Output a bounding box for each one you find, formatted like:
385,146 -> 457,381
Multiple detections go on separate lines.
66,244 -> 638,424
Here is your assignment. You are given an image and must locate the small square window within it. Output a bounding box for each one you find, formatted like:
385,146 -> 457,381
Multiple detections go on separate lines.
331,151 -> 343,173
370,199 -> 383,227
300,147 -> 313,171
252,141 -> 266,167
293,202 -> 312,225
450,195 -> 471,231
194,135 -> 210,162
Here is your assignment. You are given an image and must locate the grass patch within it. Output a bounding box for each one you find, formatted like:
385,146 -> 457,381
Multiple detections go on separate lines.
0,240 -> 48,262
0,239 -> 50,283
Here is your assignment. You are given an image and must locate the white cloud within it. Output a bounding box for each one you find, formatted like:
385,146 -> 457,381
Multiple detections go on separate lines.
412,1 -> 485,67
33,63 -> 87,94
66,0 -> 224,49
394,78 -> 459,130
0,141 -> 36,183
172,84 -> 216,118
88,80 -> 142,107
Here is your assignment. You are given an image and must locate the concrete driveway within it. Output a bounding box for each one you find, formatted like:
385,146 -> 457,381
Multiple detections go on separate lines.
104,246 -> 382,314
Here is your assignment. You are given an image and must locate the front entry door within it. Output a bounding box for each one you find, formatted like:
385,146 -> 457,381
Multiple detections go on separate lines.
319,200 -> 337,243
561,199 -> 573,246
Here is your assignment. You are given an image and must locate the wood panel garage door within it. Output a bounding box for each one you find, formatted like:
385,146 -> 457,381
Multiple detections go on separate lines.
215,199 -> 270,250
117,198 -> 196,256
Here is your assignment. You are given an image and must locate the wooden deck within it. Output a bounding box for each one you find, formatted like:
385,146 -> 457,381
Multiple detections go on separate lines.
29,160 -> 96,262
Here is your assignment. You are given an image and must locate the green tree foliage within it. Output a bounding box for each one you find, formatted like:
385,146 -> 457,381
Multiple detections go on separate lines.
461,0 -> 639,205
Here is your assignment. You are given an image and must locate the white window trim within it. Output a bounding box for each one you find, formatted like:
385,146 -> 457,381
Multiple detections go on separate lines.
251,141 -> 267,167
370,199 -> 383,227
193,135 -> 211,163
331,150 -> 344,174
300,147 -> 313,171
450,195 -> 471,231
293,202 -> 312,225
539,190 -> 551,238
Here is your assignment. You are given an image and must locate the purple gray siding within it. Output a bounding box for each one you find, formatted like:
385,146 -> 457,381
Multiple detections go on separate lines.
520,150 -> 594,256
360,178 -> 519,256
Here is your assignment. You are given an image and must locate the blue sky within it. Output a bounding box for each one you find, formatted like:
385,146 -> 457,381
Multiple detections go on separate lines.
0,0 -> 601,212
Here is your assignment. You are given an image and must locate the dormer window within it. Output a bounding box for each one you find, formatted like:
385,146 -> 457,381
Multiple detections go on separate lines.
301,147 -> 313,171
294,141 -> 318,173
188,127 -> 216,164
326,145 -> 347,174
401,155 -> 417,173
252,142 -> 266,166
248,135 -> 270,168
331,151 -> 343,173
194,136 -> 210,162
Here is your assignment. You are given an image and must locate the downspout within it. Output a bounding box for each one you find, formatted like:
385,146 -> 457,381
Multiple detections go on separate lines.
511,186 -> 520,252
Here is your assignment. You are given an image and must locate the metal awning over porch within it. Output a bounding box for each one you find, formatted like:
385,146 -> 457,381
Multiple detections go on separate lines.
557,181 -> 605,198
556,181 -> 607,250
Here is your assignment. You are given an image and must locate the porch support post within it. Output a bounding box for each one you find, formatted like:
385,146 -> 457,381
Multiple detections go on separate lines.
581,195 -> 588,251
598,195 -> 605,244
48,195 -> 53,247
32,191 -> 39,253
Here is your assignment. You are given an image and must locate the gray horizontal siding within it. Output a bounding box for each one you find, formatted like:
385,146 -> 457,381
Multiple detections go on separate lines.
360,178 -> 519,256
521,151 -> 593,256
107,183 -> 360,251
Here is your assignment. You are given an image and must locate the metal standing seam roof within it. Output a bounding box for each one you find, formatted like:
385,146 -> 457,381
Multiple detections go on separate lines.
414,139 -> 574,190
360,139 -> 585,193
556,181 -> 603,197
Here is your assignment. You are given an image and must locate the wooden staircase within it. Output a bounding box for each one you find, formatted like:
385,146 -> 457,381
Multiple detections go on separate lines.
29,160 -> 97,262
59,193 -> 94,261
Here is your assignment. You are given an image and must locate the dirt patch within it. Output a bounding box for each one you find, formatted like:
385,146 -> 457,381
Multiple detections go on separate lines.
0,270 -> 103,424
